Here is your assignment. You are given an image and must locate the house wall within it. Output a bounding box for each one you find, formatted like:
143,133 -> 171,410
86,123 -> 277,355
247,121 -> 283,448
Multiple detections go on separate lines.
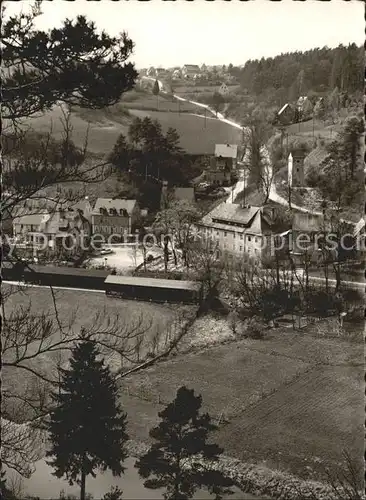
199,212 -> 266,259
205,170 -> 230,185
92,214 -> 131,238
14,223 -> 43,236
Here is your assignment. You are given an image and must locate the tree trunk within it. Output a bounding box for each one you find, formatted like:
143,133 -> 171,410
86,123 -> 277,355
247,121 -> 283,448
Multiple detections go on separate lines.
80,458 -> 86,500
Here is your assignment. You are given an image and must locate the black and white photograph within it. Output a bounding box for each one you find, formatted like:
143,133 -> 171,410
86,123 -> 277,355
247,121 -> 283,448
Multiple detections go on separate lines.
1,0 -> 364,499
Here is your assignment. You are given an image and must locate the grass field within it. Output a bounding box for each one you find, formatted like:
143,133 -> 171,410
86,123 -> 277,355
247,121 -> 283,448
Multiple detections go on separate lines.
129,109 -> 242,155
117,321 -> 363,480
21,88 -> 242,156
24,106 -> 127,155
3,285 -> 192,421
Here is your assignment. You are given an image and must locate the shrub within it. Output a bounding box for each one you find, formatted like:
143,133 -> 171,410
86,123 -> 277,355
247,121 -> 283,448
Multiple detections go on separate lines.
245,318 -> 266,339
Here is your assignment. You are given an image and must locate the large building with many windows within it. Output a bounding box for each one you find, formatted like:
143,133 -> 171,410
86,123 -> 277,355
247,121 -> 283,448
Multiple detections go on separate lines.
91,198 -> 140,238
197,202 -> 275,260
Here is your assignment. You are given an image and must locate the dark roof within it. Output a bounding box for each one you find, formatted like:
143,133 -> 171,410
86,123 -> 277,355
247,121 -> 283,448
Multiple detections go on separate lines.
24,265 -> 110,278
201,202 -> 259,226
105,275 -> 201,291
93,198 -> 137,215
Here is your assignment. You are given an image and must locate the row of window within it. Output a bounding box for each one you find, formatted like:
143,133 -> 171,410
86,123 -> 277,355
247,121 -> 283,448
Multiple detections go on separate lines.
99,208 -> 129,216
93,226 -> 127,234
202,227 -> 259,243
222,243 -> 259,254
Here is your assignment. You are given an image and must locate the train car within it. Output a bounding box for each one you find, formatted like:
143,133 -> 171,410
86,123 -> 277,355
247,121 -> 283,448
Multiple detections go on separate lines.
104,275 -> 202,304
21,264 -> 109,290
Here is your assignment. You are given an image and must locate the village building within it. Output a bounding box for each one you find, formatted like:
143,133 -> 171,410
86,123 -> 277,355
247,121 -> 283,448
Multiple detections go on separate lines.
277,103 -> 295,125
204,144 -> 238,186
197,202 -> 275,260
296,96 -> 314,120
288,150 -> 305,188
291,212 -> 357,263
13,202 -> 92,252
146,67 -> 156,77
218,83 -> 230,96
182,64 -> 201,79
172,68 -> 182,79
92,198 -> 140,238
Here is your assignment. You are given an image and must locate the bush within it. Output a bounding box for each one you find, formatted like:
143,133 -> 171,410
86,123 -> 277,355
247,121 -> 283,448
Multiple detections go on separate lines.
102,487 -> 123,500
245,318 -> 266,339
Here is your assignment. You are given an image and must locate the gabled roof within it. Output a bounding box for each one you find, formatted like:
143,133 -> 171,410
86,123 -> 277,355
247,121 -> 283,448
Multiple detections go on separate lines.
278,103 -> 292,116
13,212 -> 50,226
69,198 -> 92,213
200,202 -> 262,233
93,198 -> 137,215
183,64 -> 200,71
215,144 -> 238,158
353,217 -> 365,237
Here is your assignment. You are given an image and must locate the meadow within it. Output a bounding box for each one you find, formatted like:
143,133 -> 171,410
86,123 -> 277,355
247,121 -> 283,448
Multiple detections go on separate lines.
117,318 -> 363,480
24,89 -> 242,156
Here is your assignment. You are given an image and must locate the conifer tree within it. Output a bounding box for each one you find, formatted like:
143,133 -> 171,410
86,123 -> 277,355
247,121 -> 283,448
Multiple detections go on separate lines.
152,79 -> 160,109
135,386 -> 234,500
45,340 -> 129,500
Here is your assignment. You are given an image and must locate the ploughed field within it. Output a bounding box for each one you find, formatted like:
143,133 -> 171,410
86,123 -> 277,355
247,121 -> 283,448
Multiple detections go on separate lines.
117,321 -> 363,480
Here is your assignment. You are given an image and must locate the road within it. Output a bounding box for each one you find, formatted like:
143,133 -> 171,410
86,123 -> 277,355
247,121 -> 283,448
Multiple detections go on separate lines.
142,75 -> 329,216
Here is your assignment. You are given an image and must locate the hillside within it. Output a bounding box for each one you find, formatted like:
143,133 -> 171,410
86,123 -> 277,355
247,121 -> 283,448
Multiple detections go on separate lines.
23,90 -> 242,157
229,43 -> 363,106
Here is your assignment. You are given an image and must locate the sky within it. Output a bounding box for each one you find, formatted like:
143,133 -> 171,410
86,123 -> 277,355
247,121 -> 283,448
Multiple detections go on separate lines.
4,0 -> 364,69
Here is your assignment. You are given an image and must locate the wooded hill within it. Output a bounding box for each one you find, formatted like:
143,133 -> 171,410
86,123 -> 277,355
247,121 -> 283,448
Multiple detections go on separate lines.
229,44 -> 363,106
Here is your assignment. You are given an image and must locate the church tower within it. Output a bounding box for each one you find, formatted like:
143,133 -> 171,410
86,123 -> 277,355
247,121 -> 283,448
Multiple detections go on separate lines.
288,150 -> 305,187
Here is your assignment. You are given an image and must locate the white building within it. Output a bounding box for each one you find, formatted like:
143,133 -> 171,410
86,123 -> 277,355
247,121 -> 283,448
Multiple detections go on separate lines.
198,202 -> 275,260
218,83 -> 230,96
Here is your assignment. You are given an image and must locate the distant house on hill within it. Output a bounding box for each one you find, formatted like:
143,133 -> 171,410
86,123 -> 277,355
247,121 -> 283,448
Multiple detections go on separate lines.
182,64 -> 201,79
277,103 -> 295,125
172,68 -> 182,79
92,198 -> 140,238
296,96 -> 313,120
218,83 -> 230,96
146,67 -> 156,77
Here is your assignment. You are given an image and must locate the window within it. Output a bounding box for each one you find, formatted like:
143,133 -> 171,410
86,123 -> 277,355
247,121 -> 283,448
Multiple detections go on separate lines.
240,234 -> 243,240
224,232 -> 227,237
255,248 -> 258,254
254,237 -> 257,243
248,236 -> 251,242
216,231 -> 219,236
240,246 -> 243,251
233,233 -> 236,239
